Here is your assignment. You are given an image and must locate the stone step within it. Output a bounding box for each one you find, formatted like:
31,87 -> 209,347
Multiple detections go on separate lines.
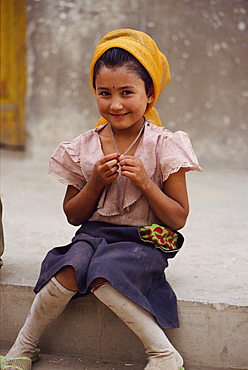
0,284 -> 247,370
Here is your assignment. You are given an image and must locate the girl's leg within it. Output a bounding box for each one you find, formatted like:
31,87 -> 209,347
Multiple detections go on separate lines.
92,282 -> 183,370
6,267 -> 77,359
55,265 -> 78,292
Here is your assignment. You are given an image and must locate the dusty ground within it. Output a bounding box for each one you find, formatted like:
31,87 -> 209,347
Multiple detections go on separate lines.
1,351 -> 144,370
34,355 -> 143,370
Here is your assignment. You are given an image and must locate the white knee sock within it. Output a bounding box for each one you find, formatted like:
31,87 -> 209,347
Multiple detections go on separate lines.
7,277 -> 76,359
92,283 -> 183,370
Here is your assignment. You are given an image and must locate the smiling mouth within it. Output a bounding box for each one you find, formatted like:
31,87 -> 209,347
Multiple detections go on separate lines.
110,112 -> 129,118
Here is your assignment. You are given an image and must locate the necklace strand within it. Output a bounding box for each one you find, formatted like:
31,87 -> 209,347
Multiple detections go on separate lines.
110,123 -> 145,157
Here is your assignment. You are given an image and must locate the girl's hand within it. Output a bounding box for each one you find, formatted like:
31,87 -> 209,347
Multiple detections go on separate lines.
118,155 -> 150,190
63,153 -> 119,226
91,153 -> 119,188
119,155 -> 189,230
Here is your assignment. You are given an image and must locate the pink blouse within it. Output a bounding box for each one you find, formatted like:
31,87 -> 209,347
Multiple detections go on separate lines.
48,121 -> 202,226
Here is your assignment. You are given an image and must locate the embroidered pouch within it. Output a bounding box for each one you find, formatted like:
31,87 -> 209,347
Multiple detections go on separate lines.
138,224 -> 184,253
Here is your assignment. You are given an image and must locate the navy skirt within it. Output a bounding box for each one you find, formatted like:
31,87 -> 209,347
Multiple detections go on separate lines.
34,221 -> 180,329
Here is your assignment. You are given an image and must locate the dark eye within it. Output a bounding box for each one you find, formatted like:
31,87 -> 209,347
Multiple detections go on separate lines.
100,91 -> 110,96
123,90 -> 133,95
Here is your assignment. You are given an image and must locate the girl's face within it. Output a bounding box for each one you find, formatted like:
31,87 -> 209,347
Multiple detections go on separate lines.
95,65 -> 154,131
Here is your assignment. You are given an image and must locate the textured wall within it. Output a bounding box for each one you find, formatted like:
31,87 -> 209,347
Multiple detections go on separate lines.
26,0 -> 248,170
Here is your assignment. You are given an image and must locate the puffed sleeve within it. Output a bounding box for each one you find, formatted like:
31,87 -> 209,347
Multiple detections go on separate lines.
47,134 -> 86,190
160,130 -> 202,181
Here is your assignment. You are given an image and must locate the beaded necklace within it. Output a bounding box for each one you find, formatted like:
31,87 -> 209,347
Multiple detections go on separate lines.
109,123 -> 145,157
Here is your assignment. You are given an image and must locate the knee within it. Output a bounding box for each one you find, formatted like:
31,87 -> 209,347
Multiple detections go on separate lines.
55,266 -> 78,292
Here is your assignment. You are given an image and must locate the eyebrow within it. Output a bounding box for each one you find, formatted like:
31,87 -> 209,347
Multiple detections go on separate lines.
97,85 -> 135,91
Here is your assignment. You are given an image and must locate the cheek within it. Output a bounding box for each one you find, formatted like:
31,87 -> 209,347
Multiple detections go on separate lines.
96,98 -> 107,112
128,97 -> 146,112
134,98 -> 150,113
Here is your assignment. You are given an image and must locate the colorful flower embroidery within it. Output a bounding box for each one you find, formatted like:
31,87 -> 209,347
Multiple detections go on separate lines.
138,224 -> 184,253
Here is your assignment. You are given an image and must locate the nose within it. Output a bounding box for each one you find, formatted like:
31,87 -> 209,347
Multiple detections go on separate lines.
109,96 -> 123,111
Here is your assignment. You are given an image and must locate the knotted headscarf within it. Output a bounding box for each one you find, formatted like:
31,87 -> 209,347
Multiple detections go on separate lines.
90,29 -> 171,127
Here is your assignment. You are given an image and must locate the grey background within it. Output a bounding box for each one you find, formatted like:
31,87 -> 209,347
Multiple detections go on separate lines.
25,0 -> 248,170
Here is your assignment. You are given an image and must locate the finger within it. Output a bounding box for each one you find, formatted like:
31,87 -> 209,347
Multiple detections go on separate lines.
119,157 -> 135,167
107,164 -> 119,174
99,153 -> 119,165
120,166 -> 136,175
103,166 -> 119,183
101,159 -> 119,172
119,160 -> 141,172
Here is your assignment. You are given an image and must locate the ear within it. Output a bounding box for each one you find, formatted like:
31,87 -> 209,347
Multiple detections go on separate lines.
147,91 -> 155,104
147,86 -> 155,104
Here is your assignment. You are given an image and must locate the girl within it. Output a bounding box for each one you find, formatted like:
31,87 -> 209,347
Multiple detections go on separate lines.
0,29 -> 202,370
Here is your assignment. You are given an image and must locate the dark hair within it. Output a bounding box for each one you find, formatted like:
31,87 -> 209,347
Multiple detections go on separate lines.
93,47 -> 153,96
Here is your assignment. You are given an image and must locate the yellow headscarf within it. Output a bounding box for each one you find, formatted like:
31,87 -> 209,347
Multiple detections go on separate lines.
90,29 -> 171,127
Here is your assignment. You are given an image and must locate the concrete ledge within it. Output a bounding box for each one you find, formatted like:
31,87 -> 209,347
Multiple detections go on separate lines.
1,283 -> 247,370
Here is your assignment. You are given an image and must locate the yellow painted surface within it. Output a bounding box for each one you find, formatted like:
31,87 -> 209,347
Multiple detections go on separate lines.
0,0 -> 26,148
